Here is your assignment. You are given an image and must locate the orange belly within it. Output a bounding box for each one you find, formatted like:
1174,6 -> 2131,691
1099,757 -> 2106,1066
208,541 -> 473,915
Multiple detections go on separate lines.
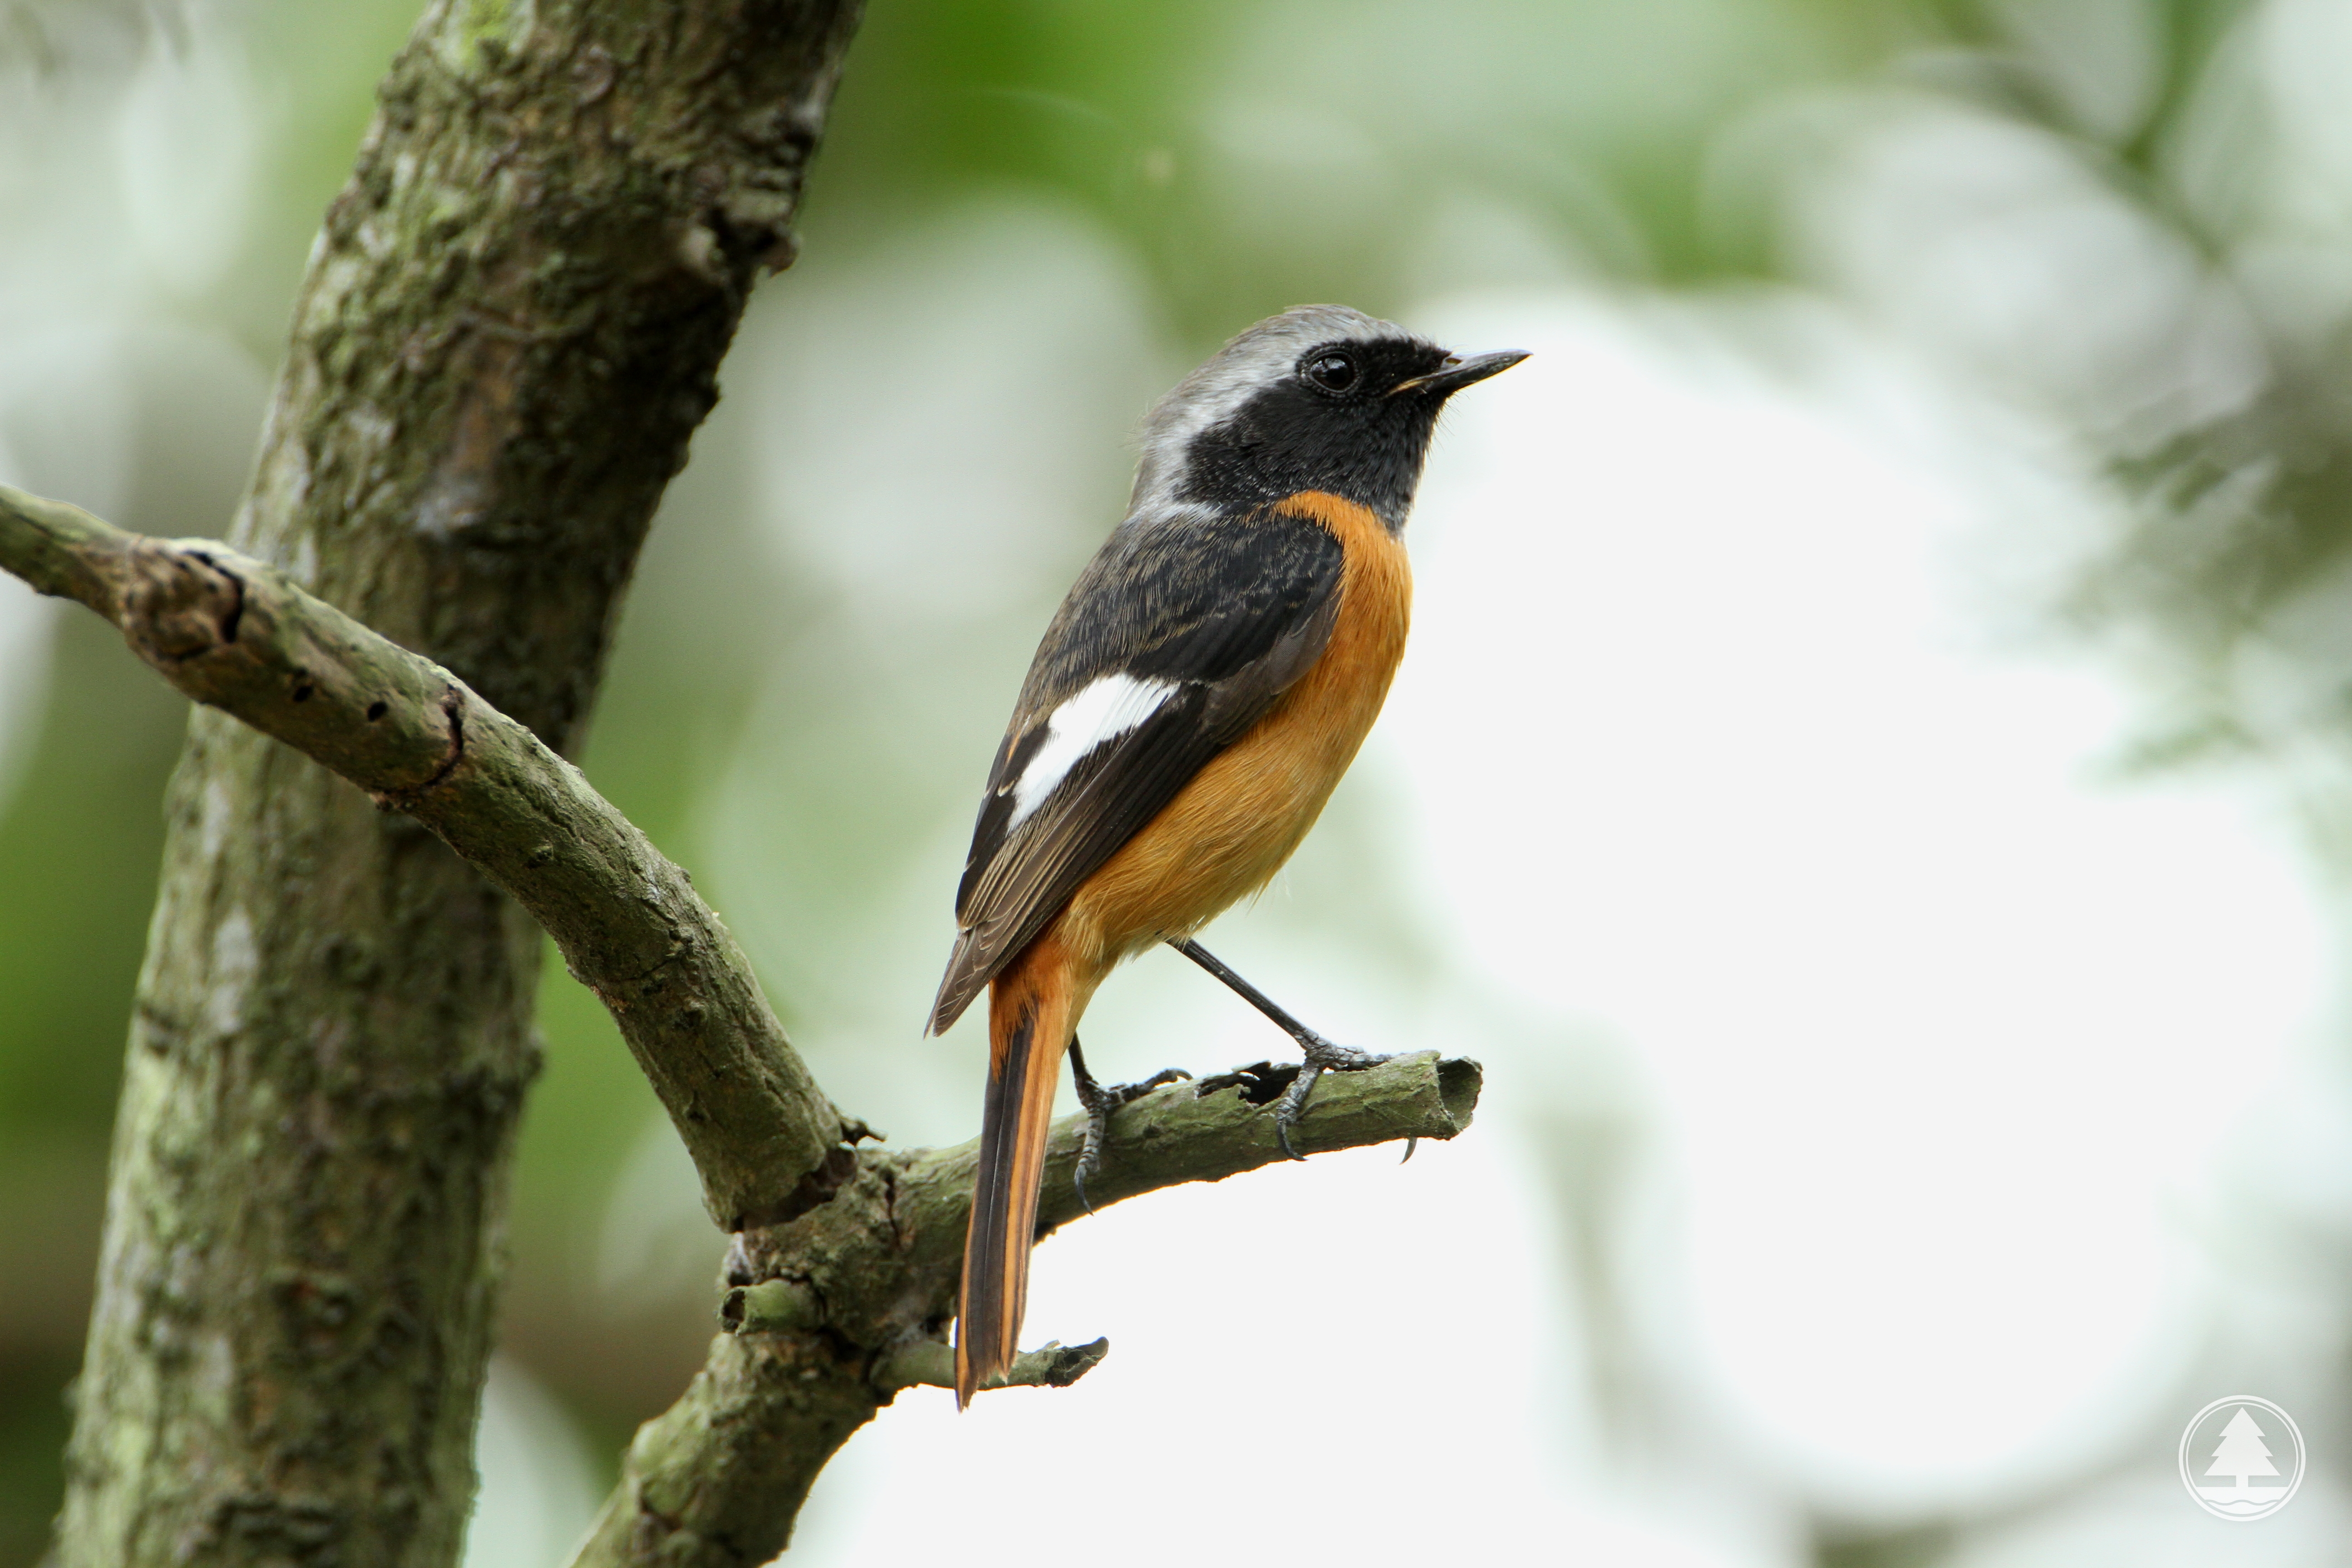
1055,490 -> 1411,980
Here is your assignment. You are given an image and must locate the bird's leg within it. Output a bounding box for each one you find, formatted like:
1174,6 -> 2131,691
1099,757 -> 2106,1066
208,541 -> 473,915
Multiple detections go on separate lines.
1067,1036 -> 1191,1215
1167,938 -> 1401,1161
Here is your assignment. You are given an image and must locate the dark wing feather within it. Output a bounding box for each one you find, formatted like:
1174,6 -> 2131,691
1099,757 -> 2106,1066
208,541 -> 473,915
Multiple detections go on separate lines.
928,507 -> 1343,1033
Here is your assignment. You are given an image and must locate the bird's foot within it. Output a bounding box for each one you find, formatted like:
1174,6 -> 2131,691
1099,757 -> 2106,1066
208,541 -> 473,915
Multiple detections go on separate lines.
1274,1035 -> 1396,1161
1068,1036 -> 1191,1214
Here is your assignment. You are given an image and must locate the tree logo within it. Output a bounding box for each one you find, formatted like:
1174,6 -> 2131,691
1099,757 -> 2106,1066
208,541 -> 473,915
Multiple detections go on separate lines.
2180,1396 -> 2305,1521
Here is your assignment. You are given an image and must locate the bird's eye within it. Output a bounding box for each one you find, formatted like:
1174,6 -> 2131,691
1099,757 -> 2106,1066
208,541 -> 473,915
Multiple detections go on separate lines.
1303,352 -> 1358,393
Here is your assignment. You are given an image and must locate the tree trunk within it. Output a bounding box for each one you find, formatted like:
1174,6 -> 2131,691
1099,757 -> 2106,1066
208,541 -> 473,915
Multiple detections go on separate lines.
51,4 -> 863,1563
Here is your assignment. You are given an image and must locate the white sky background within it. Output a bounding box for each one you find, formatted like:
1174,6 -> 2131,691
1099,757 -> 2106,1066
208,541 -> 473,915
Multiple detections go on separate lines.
713,212 -> 2352,1565
0,5 -> 265,820
1395,290 -> 2337,1525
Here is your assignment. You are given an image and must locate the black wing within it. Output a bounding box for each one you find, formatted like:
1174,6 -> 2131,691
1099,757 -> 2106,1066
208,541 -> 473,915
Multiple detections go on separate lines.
928,505 -> 1343,1033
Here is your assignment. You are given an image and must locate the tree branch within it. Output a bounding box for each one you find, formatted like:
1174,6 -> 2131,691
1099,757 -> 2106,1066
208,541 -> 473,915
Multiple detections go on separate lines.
877,1336 -> 1109,1393
580,1052 -> 1480,1568
3,481 -> 1486,1566
0,485 -> 847,1230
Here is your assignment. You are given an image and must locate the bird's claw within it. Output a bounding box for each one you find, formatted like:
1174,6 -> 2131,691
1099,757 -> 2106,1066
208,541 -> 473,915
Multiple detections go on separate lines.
1070,1038 -> 1191,1214
1272,1035 -> 1390,1160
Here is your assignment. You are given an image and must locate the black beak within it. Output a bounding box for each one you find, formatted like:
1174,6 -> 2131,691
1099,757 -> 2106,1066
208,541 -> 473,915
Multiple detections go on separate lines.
1390,349 -> 1530,398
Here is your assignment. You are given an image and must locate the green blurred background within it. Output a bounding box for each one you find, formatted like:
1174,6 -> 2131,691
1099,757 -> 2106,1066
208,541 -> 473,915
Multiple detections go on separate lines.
7,0 -> 2352,1563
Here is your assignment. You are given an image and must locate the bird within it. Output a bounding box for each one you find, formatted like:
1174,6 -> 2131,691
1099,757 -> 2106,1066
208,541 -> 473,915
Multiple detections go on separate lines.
927,304 -> 1526,1404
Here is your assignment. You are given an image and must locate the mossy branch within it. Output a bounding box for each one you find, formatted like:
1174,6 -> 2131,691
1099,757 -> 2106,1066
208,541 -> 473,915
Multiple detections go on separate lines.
1,486 -> 1483,1566
0,484 -> 848,1230
580,1050 -> 1478,1568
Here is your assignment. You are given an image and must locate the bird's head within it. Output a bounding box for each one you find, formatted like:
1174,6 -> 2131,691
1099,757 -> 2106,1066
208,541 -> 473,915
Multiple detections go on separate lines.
1132,304 -> 1527,530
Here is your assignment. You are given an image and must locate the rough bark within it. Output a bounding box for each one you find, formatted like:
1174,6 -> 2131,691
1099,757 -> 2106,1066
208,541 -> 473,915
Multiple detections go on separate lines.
45,2 -> 863,1563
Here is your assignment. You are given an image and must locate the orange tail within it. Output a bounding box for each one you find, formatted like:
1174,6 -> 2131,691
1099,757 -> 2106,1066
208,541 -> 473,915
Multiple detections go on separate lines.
956,933 -> 1074,1406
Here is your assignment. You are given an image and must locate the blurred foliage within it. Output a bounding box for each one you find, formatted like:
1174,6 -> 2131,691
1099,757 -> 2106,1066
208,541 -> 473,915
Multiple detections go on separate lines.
4,0 -> 2351,1563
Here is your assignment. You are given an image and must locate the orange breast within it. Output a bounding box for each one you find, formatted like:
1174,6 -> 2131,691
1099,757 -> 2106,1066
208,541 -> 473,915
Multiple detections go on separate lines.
1057,490 -> 1411,977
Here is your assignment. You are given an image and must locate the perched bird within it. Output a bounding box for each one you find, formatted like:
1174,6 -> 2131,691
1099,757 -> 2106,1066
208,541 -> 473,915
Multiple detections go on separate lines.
929,304 -> 1525,1403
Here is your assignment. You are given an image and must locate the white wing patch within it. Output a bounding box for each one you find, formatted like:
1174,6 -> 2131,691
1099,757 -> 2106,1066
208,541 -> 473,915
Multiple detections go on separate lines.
1008,673 -> 1179,826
